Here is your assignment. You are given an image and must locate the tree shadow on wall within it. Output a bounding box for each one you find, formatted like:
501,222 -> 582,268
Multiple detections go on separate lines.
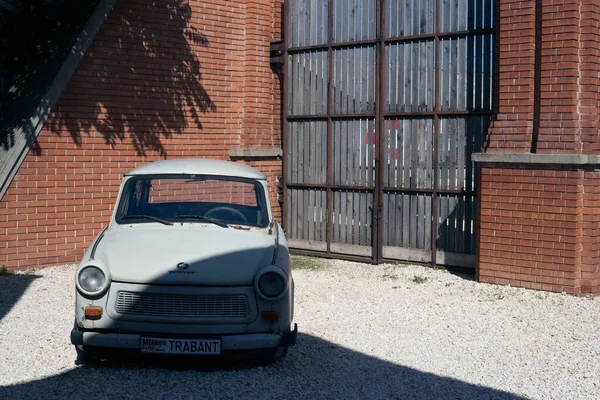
49,0 -> 216,157
1,0 -> 216,157
0,0 -> 99,153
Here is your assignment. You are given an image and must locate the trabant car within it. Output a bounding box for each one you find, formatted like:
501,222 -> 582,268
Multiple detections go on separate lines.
71,159 -> 296,362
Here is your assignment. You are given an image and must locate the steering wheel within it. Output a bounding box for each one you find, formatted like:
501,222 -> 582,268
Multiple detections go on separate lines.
205,206 -> 248,224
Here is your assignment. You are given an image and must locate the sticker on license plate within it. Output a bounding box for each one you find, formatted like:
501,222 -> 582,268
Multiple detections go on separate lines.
140,337 -> 221,355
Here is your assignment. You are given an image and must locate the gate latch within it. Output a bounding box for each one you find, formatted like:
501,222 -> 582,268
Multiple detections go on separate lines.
373,204 -> 383,220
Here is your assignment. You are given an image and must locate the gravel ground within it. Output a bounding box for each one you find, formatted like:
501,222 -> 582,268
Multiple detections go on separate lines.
0,260 -> 599,400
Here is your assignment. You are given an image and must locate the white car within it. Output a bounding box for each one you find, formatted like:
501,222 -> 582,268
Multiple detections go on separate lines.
70,159 -> 296,363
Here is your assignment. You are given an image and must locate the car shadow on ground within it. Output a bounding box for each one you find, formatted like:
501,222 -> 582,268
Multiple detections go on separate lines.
1,333 -> 524,400
0,274 -> 40,320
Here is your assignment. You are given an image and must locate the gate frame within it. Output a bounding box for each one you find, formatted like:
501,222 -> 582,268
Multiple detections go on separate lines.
282,0 -> 494,267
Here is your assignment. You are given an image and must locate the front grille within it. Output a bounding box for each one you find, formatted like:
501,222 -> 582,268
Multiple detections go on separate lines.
115,291 -> 249,318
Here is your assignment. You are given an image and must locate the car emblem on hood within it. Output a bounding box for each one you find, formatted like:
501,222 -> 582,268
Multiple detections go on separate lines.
176,262 -> 189,269
169,262 -> 194,275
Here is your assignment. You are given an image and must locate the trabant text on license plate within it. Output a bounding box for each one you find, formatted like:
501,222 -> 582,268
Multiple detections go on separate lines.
140,337 -> 221,354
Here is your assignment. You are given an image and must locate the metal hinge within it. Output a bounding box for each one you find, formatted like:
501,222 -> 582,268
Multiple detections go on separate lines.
277,175 -> 284,206
270,40 -> 285,71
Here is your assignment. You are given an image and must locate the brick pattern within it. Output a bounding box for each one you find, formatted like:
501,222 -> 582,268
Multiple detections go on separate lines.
0,0 -> 284,269
578,0 -> 600,153
489,0 -> 600,154
243,0 -> 279,149
479,165 -> 583,294
479,1 -> 600,295
487,0 -> 536,152
479,164 -> 599,295
240,0 -> 285,222
581,170 -> 600,294
536,0 -> 583,153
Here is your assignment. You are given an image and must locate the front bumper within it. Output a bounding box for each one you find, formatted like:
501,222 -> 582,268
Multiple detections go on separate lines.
71,324 -> 298,351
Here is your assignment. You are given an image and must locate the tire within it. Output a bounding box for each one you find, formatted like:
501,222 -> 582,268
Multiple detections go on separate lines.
75,345 -> 94,365
262,346 -> 289,365
73,320 -> 96,364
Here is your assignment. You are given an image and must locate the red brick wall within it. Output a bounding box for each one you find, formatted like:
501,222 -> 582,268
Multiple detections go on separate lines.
479,164 -> 599,295
478,1 -> 600,295
0,0 -> 284,269
478,165 -> 583,294
243,0 -> 285,222
488,0 -> 600,154
487,0 -> 536,152
581,170 -> 600,294
578,0 -> 600,153
536,0 -> 582,153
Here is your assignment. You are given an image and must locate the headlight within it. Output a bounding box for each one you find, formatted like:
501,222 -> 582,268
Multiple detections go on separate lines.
76,262 -> 110,296
79,267 -> 105,292
255,266 -> 288,300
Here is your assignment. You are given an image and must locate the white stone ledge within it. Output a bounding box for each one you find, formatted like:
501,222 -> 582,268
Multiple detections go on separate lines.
228,148 -> 283,159
472,153 -> 600,165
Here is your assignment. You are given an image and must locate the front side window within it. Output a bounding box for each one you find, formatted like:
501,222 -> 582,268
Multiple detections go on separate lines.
116,175 -> 269,227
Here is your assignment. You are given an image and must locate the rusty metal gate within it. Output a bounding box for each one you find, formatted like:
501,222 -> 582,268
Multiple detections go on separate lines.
283,0 -> 493,268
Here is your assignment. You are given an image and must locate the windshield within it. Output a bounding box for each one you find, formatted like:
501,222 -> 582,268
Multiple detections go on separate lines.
115,175 -> 269,227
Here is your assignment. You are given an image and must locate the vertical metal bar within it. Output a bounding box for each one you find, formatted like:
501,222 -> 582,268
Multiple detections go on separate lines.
326,0 -> 334,254
431,0 -> 441,267
282,0 -> 290,230
464,115 -> 473,254
373,0 -> 385,263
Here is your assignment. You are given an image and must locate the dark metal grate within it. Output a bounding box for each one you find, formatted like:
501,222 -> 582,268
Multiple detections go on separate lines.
115,291 -> 249,318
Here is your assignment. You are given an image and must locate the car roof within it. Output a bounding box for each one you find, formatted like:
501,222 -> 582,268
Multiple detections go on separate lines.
124,159 -> 267,180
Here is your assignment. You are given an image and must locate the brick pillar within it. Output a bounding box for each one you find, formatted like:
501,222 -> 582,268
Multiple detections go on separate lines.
475,0 -> 600,296
578,0 -> 600,152
486,0 -> 536,152
236,0 -> 284,222
582,171 -> 600,293
536,0 -> 595,153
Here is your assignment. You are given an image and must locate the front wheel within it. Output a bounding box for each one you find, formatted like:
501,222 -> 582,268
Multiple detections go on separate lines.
73,319 -> 94,364
262,346 -> 289,365
75,345 -> 94,364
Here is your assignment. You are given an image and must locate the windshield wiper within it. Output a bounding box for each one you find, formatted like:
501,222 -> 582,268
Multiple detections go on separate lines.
174,215 -> 229,228
122,215 -> 174,226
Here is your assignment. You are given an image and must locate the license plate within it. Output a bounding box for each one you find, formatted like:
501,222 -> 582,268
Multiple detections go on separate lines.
140,337 -> 221,355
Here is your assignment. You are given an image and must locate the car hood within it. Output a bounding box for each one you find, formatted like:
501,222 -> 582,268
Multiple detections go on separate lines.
93,225 -> 276,285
